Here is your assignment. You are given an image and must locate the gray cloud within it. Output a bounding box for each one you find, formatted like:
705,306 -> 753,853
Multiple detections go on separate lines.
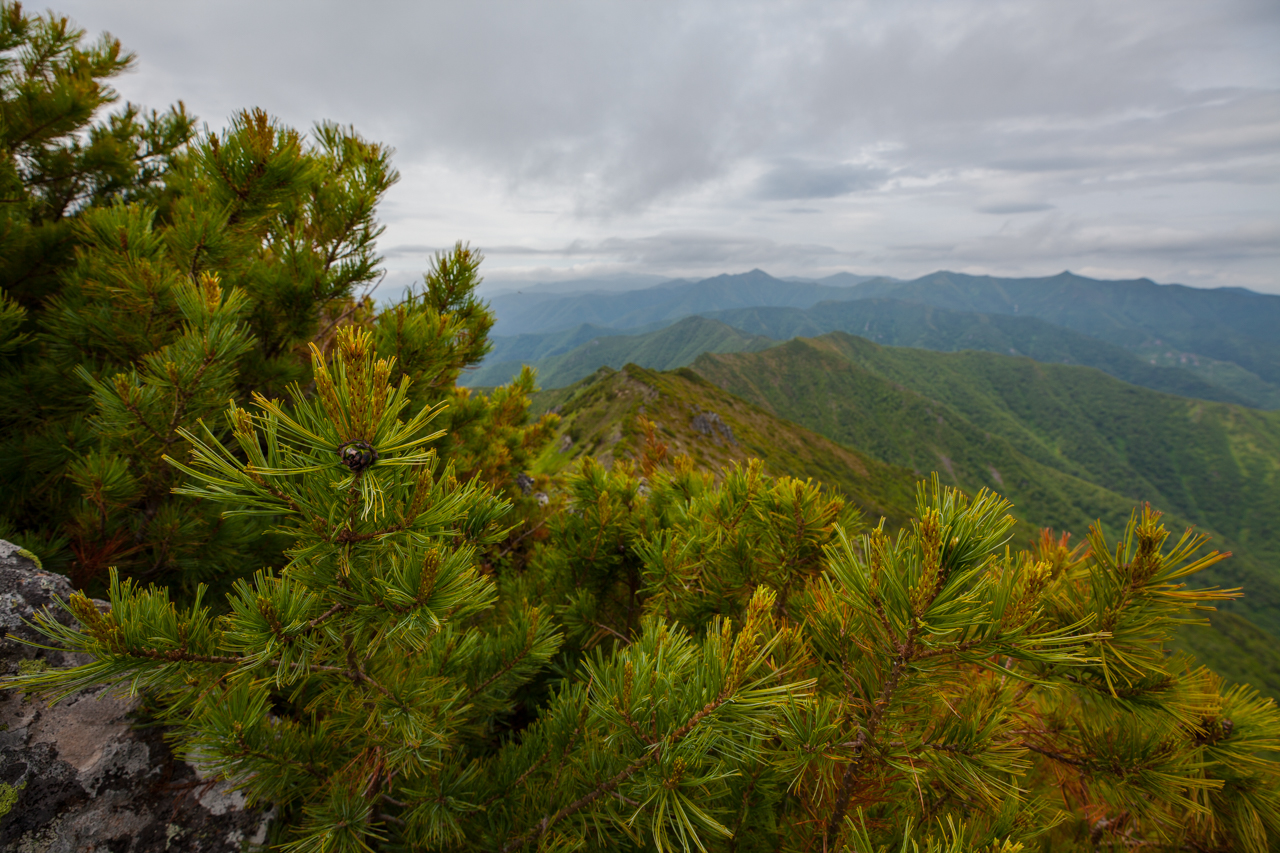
52,0 -> 1280,291
976,202 -> 1055,215
755,161 -> 888,200
477,231 -> 862,276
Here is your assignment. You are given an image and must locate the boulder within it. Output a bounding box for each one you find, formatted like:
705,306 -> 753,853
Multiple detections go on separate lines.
0,540 -> 270,852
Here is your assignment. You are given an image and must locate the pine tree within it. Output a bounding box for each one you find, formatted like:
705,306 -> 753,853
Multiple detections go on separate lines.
0,1 -> 193,314
0,3 -> 551,591
516,438 -> 1280,851
7,329 -> 810,851
0,0 -> 194,570
0,104 -> 400,589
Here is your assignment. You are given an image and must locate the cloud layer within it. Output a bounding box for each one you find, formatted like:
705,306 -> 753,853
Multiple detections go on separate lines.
57,0 -> 1280,291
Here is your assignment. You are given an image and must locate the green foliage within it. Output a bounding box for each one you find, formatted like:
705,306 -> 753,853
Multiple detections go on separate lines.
5,333 -> 814,852
527,447 -> 860,652
10,337 -> 1280,849
0,97 -> 398,587
0,4 -> 550,591
1173,611 -> 1280,701
0,1 -> 195,311
3,9 -> 1279,852
0,1 -> 190,575
372,242 -> 559,487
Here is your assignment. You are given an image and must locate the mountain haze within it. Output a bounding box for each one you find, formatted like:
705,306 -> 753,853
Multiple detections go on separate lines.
488,269 -> 887,335
844,270 -> 1280,392
469,316 -> 775,389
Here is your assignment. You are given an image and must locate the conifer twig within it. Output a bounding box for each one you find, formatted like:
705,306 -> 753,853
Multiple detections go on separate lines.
824,623 -> 920,849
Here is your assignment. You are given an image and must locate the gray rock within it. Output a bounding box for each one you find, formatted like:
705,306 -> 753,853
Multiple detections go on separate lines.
690,411 -> 737,446
0,540 -> 270,852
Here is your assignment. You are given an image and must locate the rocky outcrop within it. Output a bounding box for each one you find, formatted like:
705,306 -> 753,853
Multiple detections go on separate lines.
0,540 -> 270,852
691,411 -> 737,446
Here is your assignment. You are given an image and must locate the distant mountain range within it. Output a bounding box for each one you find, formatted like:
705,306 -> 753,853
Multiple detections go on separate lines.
477,268 -> 1280,409
487,269 -> 891,336
843,270 -> 1280,389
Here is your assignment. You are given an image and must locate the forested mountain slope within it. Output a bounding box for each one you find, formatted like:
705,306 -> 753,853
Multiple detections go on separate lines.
702,298 -> 1266,407
692,333 -> 1280,637
483,323 -> 622,365
845,270 -> 1280,393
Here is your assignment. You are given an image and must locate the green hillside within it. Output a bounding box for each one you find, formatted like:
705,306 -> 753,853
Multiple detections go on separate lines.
691,335 -> 1280,690
530,363 -> 920,530
703,298 -> 1265,407
468,315 -> 776,388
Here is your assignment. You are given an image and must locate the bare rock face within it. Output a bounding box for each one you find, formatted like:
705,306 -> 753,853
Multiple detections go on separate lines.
690,411 -> 737,446
0,540 -> 270,852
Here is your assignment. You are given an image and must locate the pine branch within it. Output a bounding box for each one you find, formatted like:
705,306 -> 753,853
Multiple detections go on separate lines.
1021,742 -> 1087,769
464,631 -> 536,704
496,520 -> 547,558
307,602 -> 349,629
727,764 -> 765,853
500,755 -> 653,853
335,523 -> 405,544
505,686 -> 735,851
824,621 -> 921,849
126,645 -> 344,674
480,747 -> 554,810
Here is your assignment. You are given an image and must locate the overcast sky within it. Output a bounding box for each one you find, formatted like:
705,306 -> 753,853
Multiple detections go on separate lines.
58,0 -> 1280,293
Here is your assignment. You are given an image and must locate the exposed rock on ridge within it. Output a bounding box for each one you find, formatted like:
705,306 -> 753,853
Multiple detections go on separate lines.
0,540 -> 269,852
